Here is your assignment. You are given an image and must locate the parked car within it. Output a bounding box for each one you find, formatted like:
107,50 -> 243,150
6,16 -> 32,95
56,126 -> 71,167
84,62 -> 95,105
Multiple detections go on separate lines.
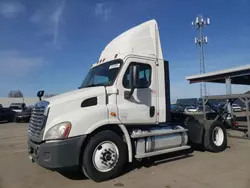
9,103 -> 26,113
216,103 -> 242,112
196,105 -> 214,112
184,106 -> 198,113
0,104 -> 2,108
242,104 -> 250,111
232,104 -> 242,112
170,104 -> 184,113
0,108 -> 16,122
176,98 -> 198,106
15,106 -> 32,123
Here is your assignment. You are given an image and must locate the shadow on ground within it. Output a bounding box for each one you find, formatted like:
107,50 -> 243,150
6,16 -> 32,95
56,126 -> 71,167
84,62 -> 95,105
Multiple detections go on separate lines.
0,121 -> 9,124
58,169 -> 88,180
58,148 -> 194,181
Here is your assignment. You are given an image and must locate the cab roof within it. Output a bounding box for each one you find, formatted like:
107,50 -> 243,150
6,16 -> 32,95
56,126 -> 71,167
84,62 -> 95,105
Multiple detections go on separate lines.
92,20 -> 163,67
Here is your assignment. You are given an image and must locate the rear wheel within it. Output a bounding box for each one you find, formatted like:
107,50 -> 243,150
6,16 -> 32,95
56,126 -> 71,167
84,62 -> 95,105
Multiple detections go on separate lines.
81,130 -> 127,182
204,123 -> 227,152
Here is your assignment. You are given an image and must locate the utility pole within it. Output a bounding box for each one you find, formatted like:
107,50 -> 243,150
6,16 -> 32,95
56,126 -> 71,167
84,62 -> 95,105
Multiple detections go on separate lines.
192,15 -> 210,112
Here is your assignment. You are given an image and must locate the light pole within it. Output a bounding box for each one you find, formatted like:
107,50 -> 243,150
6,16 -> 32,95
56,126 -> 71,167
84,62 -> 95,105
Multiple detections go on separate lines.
192,15 -> 210,112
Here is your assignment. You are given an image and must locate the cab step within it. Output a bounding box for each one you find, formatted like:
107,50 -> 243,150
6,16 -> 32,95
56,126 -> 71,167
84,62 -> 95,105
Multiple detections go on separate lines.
135,145 -> 191,159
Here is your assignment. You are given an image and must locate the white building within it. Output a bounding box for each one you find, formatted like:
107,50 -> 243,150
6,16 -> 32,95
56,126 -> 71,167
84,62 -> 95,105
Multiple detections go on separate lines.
0,97 -> 39,107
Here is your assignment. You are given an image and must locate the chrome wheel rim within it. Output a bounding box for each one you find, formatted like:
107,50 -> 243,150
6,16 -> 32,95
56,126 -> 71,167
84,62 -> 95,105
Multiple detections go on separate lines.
212,126 -> 224,146
92,141 -> 119,172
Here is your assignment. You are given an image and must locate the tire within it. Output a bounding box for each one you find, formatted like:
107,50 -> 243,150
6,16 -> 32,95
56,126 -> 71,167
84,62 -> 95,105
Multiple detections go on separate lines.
81,130 -> 127,182
204,122 -> 227,153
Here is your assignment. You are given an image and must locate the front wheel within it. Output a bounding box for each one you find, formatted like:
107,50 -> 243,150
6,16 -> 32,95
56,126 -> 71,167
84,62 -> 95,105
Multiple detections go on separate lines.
204,123 -> 227,152
81,130 -> 127,182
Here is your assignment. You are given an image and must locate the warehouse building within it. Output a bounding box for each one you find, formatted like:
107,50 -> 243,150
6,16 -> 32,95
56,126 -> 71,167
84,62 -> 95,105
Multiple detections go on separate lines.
0,97 -> 39,107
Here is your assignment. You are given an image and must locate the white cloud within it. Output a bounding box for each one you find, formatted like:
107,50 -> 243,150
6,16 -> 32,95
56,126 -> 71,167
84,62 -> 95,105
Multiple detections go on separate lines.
30,0 -> 65,47
95,3 -> 111,21
0,1 -> 25,19
30,9 -> 44,23
0,51 -> 45,76
51,2 -> 65,45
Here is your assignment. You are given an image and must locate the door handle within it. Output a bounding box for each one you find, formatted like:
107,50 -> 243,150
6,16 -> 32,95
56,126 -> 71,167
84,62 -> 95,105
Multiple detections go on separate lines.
150,106 -> 155,117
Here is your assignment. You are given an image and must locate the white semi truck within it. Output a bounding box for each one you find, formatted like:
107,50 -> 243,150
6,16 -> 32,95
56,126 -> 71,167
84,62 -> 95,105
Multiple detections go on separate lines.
28,20 -> 227,182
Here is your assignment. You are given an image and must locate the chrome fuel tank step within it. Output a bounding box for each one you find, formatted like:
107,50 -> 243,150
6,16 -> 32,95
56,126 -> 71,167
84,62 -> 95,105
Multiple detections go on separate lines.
131,125 -> 189,159
135,145 -> 191,159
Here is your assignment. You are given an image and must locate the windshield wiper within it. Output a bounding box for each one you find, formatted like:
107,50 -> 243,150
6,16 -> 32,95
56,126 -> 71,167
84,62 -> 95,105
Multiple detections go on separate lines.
82,83 -> 106,88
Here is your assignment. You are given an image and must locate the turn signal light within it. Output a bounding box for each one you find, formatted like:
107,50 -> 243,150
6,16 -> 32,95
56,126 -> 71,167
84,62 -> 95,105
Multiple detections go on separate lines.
110,112 -> 116,117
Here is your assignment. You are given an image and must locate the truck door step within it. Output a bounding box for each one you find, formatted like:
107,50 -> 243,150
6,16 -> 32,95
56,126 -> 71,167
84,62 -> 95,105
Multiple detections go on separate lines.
131,128 -> 188,138
135,145 -> 191,159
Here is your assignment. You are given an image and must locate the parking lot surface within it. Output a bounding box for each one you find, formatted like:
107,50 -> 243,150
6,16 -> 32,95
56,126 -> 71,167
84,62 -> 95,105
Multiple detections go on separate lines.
0,123 -> 250,188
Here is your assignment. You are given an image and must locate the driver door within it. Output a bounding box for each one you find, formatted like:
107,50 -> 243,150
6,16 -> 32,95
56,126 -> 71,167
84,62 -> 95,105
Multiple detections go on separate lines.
116,57 -> 158,124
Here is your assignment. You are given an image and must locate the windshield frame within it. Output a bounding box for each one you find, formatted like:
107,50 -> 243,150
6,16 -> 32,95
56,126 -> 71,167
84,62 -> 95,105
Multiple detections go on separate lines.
79,59 -> 123,89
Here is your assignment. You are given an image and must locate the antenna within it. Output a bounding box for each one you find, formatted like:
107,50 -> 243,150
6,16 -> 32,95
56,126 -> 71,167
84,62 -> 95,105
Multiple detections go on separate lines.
207,18 -> 210,25
192,14 -> 210,112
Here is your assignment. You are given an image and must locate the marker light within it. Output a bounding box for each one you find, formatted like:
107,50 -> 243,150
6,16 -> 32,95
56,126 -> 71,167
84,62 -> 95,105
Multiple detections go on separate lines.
110,112 -> 116,117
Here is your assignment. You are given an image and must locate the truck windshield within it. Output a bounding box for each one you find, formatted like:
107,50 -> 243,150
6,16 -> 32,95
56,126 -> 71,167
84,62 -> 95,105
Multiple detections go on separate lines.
80,60 -> 122,88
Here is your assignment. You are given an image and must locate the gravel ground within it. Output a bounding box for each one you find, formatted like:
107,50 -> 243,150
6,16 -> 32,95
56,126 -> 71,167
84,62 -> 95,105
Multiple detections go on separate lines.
0,122 -> 250,188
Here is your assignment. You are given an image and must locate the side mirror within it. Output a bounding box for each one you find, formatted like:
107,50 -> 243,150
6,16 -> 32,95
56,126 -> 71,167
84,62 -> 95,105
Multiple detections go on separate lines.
124,65 -> 138,100
37,90 -> 44,101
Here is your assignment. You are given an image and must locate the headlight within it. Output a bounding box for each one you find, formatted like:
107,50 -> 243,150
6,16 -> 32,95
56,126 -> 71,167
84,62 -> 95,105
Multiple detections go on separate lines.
44,122 -> 71,140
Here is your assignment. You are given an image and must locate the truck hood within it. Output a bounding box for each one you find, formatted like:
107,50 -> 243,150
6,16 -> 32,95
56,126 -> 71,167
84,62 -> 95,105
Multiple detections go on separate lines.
44,86 -> 106,106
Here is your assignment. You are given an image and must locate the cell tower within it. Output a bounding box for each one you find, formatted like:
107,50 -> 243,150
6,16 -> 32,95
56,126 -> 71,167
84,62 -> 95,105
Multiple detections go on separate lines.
192,15 -> 210,111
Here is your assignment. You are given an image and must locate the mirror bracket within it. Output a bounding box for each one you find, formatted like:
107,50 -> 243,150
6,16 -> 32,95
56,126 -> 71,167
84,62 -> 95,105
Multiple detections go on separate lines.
124,88 -> 134,100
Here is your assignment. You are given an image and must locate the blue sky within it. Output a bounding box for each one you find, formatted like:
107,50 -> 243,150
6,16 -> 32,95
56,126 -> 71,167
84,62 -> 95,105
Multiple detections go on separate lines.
0,0 -> 249,100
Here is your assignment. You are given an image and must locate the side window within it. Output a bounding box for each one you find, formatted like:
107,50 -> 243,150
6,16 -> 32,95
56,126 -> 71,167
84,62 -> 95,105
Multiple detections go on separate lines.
123,62 -> 151,89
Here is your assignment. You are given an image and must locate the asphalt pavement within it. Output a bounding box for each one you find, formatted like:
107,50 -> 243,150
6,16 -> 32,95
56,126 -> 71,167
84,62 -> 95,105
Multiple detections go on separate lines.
0,123 -> 250,188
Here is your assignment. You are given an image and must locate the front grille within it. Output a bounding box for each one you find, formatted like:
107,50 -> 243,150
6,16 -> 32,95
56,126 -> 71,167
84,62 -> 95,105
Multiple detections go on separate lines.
28,101 -> 49,139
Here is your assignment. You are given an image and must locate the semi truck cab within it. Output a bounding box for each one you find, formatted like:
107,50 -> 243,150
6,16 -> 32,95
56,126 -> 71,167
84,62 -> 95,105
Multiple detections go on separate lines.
28,20 -> 227,182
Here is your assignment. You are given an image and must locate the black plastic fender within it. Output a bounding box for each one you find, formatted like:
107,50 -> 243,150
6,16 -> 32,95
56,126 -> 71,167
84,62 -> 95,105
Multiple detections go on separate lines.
171,112 -> 204,144
184,115 -> 204,144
